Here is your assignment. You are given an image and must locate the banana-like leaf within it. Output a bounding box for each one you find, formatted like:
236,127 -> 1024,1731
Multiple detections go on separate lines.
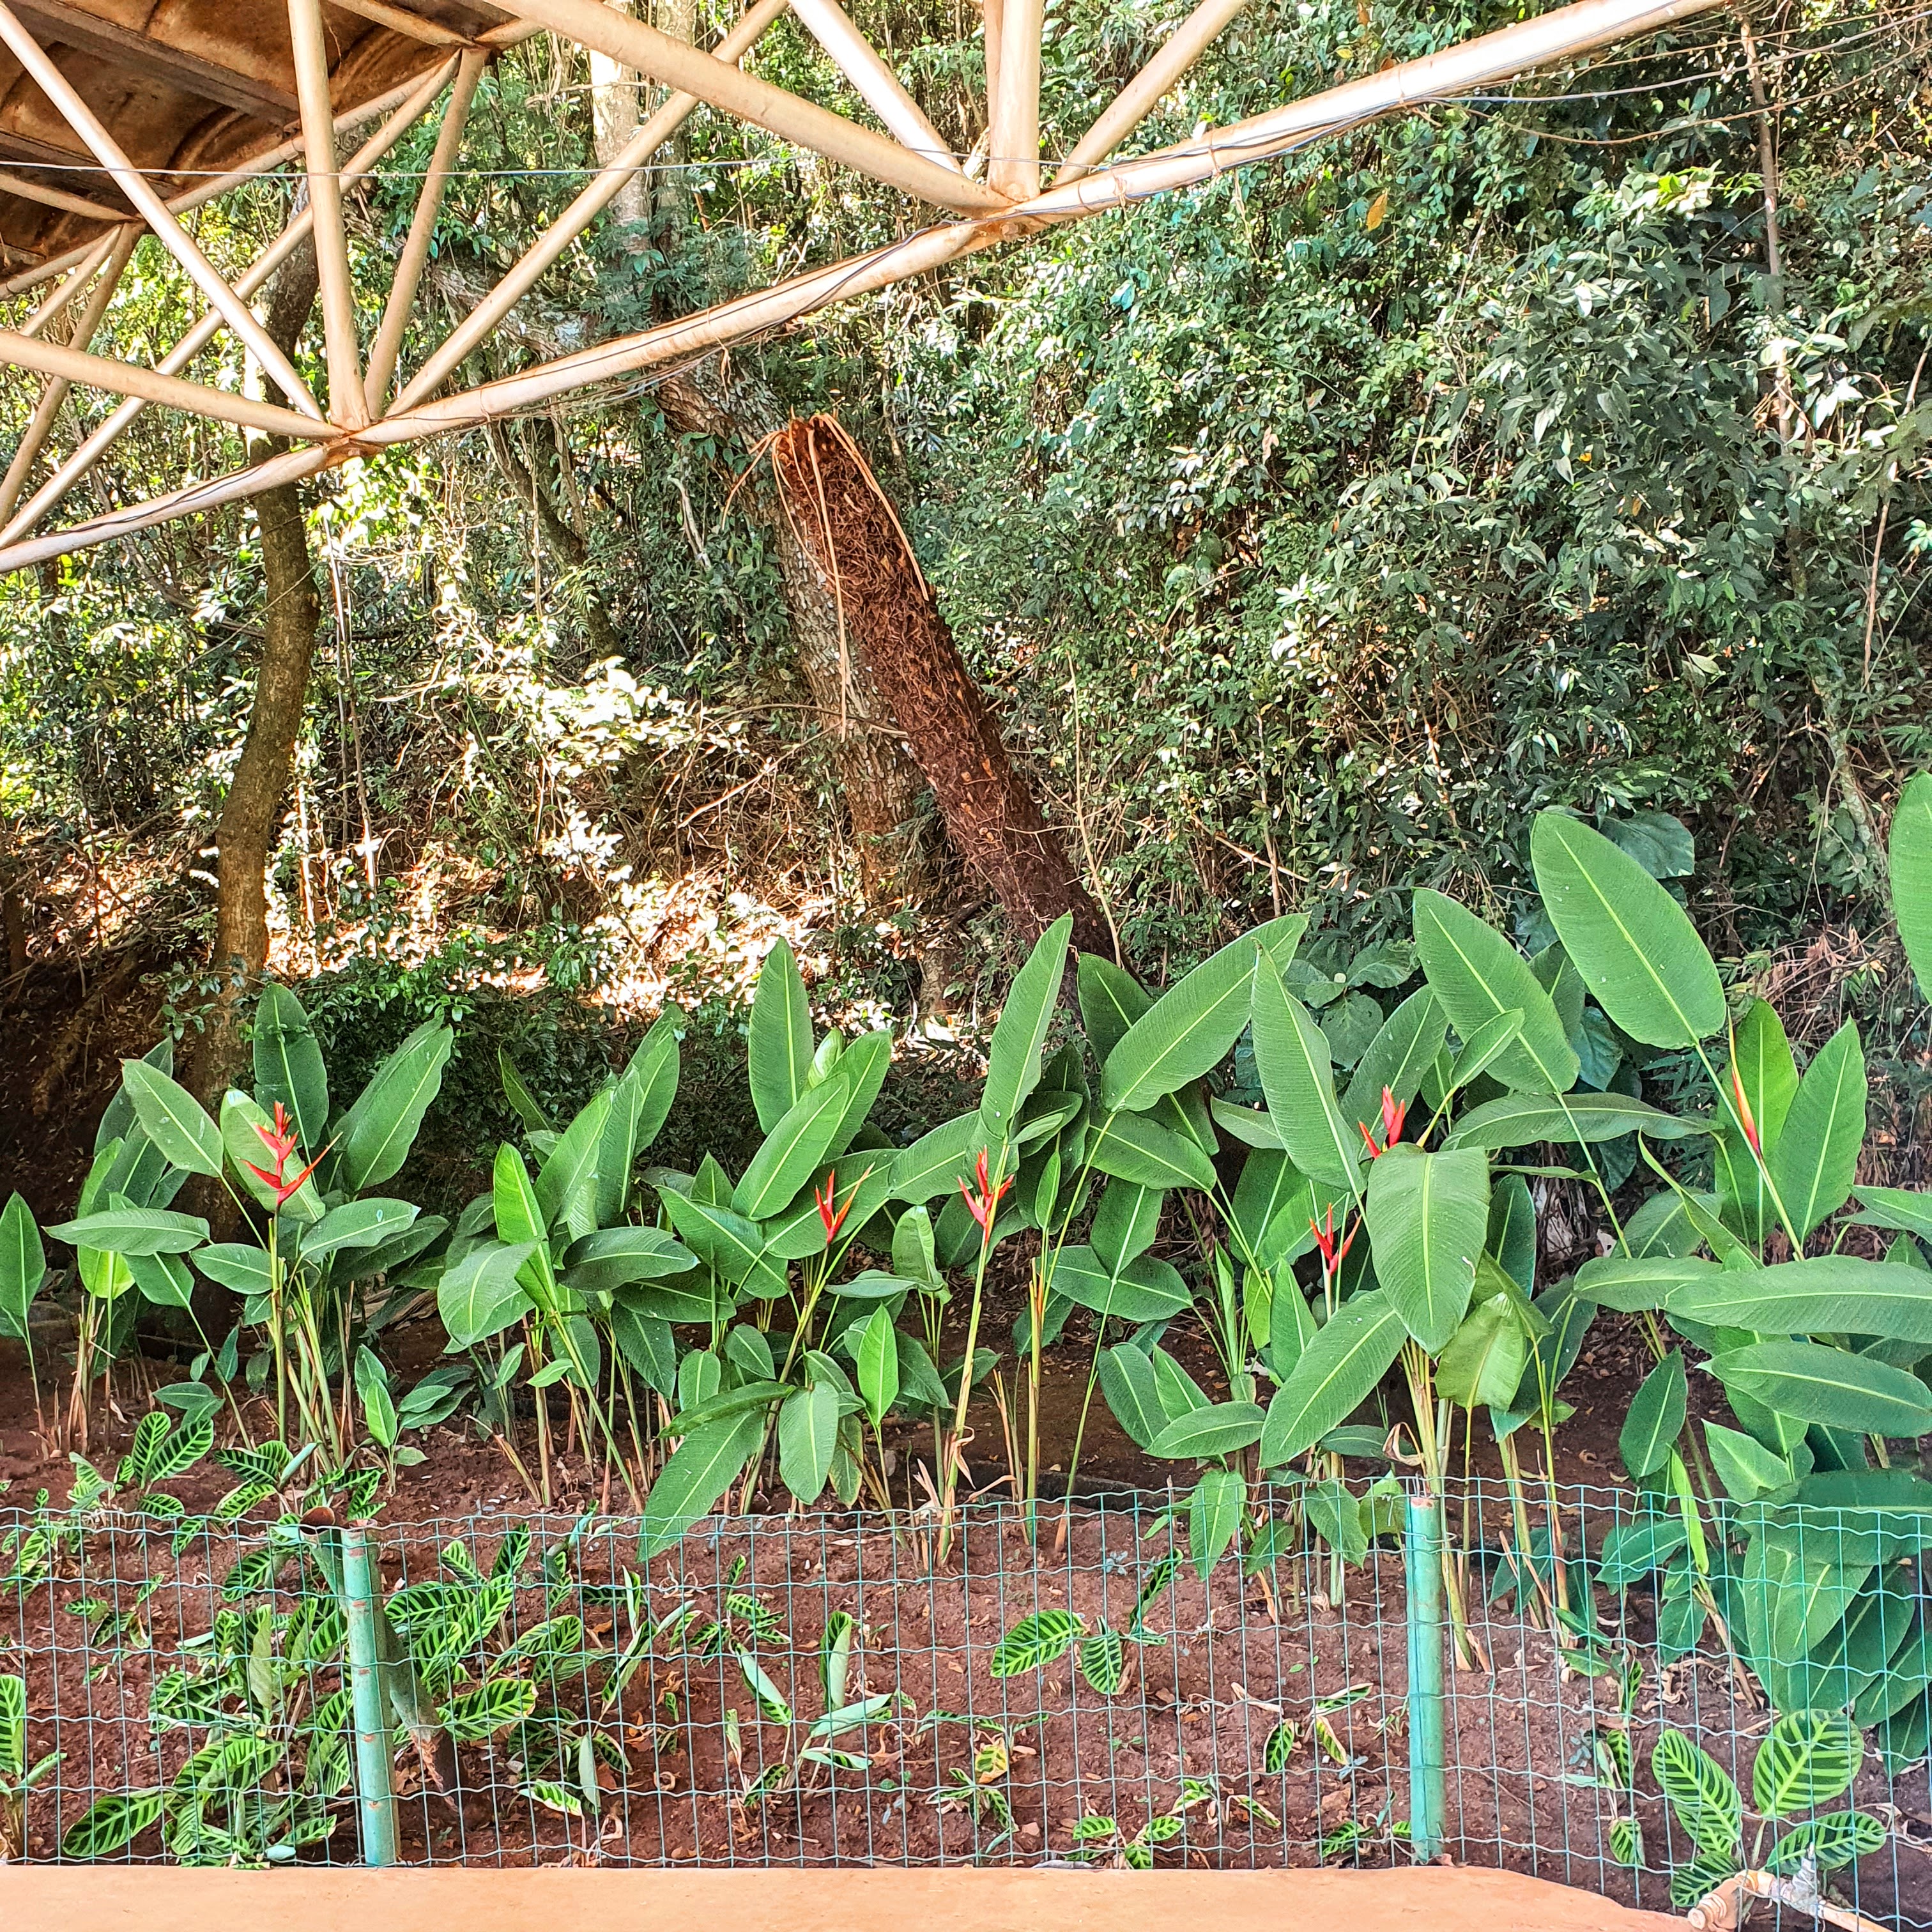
1443,1090 -> 1705,1151
252,982 -> 329,1152
1148,1401 -> 1266,1460
1188,1468 -> 1246,1579
1618,1351 -> 1686,1478
889,1110 -> 983,1203
638,1408 -> 765,1560
1890,769 -> 1932,1000
1767,1020 -> 1866,1239
46,1206 -> 207,1255
334,1020 -> 453,1192
1339,988 -> 1448,1146
1363,1144 -> 1489,1352
1251,954 -> 1364,1192
1085,1109 -> 1216,1193
980,914 -> 1073,1142
733,1074 -> 851,1221
778,1381 -> 839,1503
1101,915 -> 1306,1112
1673,1254 -> 1932,1342
119,1059 -> 224,1179
1413,889 -> 1579,1093
1529,812 -> 1725,1048
1053,1245 -> 1192,1323
749,937 -> 814,1131
1711,1340 -> 1932,1438
0,1192 -> 46,1343
1077,954 -> 1151,1067
1259,1291 -> 1406,1466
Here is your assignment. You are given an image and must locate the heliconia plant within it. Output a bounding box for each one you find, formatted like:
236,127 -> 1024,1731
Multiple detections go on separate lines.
13,776 -> 1931,1757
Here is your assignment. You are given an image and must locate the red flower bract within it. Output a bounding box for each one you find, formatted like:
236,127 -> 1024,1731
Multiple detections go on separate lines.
958,1148 -> 1012,1234
815,1170 -> 852,1241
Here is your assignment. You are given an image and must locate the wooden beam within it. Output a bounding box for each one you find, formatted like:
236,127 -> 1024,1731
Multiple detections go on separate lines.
493,0 -> 1009,211
0,56 -> 456,545
326,0 -> 478,47
0,326 -> 338,440
787,0 -> 960,169
1053,0 -> 1252,185
6,0 -> 299,123
0,165 -> 121,221
0,222 -> 134,525
364,49 -> 484,411
288,0 -> 370,427
988,0 -> 1039,197
393,0 -> 788,410
0,0 -> 323,417
1,59 -> 456,297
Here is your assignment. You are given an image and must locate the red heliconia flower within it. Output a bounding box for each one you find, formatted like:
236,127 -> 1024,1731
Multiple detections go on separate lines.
1358,1084 -> 1406,1160
958,1147 -> 1013,1234
245,1100 -> 326,1206
1729,1044 -> 1761,1156
1309,1204 -> 1357,1276
815,1170 -> 853,1241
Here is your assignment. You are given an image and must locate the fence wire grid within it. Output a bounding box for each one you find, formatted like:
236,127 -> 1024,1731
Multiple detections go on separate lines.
3,1479 -> 1929,1924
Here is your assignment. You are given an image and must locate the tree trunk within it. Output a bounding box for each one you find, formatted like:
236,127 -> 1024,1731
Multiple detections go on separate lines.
656,363 -> 937,906
769,414 -> 1108,952
188,238 -> 323,1107
588,0 -> 651,233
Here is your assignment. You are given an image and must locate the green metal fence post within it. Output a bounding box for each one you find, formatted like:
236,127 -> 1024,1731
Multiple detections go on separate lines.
1404,1480 -> 1446,1862
341,1523 -> 399,1867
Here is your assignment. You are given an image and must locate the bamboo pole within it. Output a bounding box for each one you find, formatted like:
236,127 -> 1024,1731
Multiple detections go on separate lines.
0,226 -> 137,526
788,0 -> 962,169
0,328 -> 338,441
327,0 -> 477,46
988,0 -> 1041,197
492,0 -> 1009,212
0,167 -> 125,222
289,0 -> 370,427
1052,0 -> 1252,185
364,50 -> 486,413
392,0 -> 788,412
0,59 -> 459,300
0,0 -> 323,417
15,230 -> 116,340
0,0 -> 1726,573
980,0 -> 1003,129
0,63 -> 455,546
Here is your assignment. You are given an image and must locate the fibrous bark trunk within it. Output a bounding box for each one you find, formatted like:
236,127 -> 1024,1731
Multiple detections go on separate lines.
657,362 -> 936,904
189,238 -> 323,1107
769,413 -> 1108,952
588,0 -> 650,233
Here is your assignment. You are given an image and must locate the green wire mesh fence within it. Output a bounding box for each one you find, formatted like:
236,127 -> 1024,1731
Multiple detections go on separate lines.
3,1480 -> 1928,1923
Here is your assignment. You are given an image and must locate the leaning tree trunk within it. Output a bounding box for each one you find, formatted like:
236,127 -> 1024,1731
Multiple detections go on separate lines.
656,364 -> 937,906
769,414 -> 1108,953
188,238 -> 324,1108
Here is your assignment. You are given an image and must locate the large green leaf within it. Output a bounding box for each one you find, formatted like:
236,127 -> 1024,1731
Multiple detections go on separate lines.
1250,953 -> 1364,1192
1714,999 -> 1798,1246
1101,915 -> 1306,1112
252,982 -> 329,1151
1852,1186 -> 1932,1243
335,1020 -> 453,1192
1363,1144 -> 1489,1352
220,1090 -> 322,1220
638,1408 -> 765,1560
890,1110 -> 983,1203
46,1206 -> 208,1255
659,1192 -> 782,1299
1413,889 -> 1579,1093
1053,1245 -> 1193,1322
298,1197 -> 418,1266
596,1022 -> 680,1226
1890,769 -> 1932,1000
778,1381 -> 839,1503
749,937 -> 814,1131
1188,1468 -> 1245,1579
855,1305 -> 899,1425
1443,1090 -> 1703,1151
119,1059 -> 224,1179
979,914 -> 1073,1142
732,1073 -> 851,1220
562,1226 -> 697,1294
0,1191 -> 47,1343
1148,1401 -> 1266,1460
1259,1290 -> 1407,1466
535,1089 -> 612,1245
1767,1020 -> 1866,1239
1572,1254 -> 1721,1312
1077,954 -> 1150,1065
1711,1341 -> 1932,1438
826,1029 -> 891,1158
1100,1343 -> 1167,1450
1085,1109 -> 1216,1193
1436,1293 -> 1531,1410
1673,1254 -> 1932,1342
1619,1351 -> 1687,1478
491,1142 -> 548,1248
1338,989 -> 1447,1147
1529,812 -> 1726,1048
438,1241 -> 539,1346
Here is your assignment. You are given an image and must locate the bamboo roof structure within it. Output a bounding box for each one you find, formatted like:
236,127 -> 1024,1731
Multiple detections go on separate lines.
0,0 -> 1721,573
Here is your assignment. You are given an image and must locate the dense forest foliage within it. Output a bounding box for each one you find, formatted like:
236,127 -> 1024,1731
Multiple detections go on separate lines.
0,0 -> 1927,1197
